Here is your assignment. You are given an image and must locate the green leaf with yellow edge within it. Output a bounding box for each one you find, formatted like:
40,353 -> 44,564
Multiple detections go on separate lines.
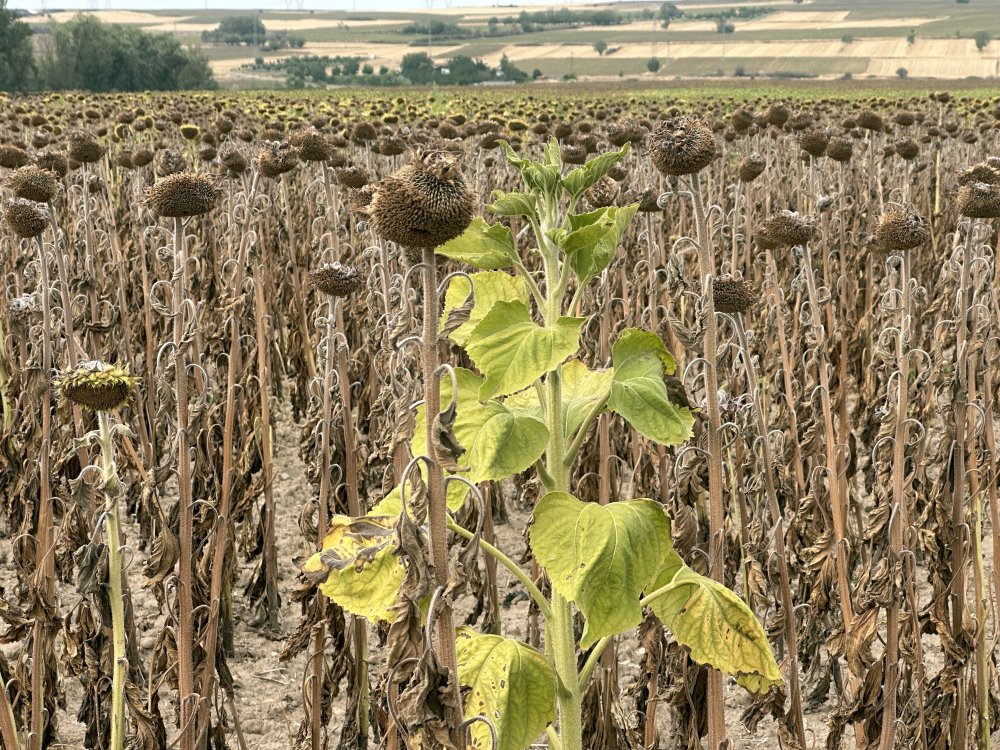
303,514 -> 403,622
645,550 -> 783,693
608,328 -> 693,446
439,271 -> 530,347
413,368 -> 548,483
529,492 -> 672,648
435,218 -> 517,270
456,627 -> 557,750
465,300 -> 584,400
504,359 -> 613,437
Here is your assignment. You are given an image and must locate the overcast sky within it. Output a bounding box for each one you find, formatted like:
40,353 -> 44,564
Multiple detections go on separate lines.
9,0 -> 611,10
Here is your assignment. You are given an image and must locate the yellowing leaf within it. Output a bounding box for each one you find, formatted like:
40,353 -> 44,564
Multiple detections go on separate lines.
608,328 -> 693,446
413,368 -> 548,483
439,271 -> 530,347
646,551 -> 783,693
456,627 -> 557,750
529,492 -> 672,648
306,514 -> 403,622
465,300 -> 583,400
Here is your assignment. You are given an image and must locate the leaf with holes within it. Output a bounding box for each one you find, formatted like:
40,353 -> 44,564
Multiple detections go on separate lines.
456,627 -> 557,750
529,492 -> 673,648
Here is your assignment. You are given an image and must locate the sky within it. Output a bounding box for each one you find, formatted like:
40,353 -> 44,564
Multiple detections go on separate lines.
9,0 -> 613,10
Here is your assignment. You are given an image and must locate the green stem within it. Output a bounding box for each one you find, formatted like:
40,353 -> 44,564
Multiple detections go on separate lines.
98,411 -> 127,750
446,519 -> 552,620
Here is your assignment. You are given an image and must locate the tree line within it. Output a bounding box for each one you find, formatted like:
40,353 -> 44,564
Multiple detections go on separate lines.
0,1 -> 216,93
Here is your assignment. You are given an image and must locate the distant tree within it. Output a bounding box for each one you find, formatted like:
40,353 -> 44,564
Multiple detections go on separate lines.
362,63 -> 374,75
975,30 -> 991,50
647,56 -> 661,72
202,15 -> 266,45
734,65 -> 747,77
716,18 -> 735,33
661,19 -> 671,30
956,0 -> 970,4
896,67 -> 908,78
906,29 -> 916,44
0,0 -> 35,92
659,2 -> 681,20
41,14 -> 216,91
593,39 -> 608,55
841,34 -> 854,43
532,68 -> 543,79
399,51 -> 435,84
499,53 -> 528,81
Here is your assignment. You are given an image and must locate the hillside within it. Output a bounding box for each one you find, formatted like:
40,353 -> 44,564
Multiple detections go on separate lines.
21,0 -> 1000,85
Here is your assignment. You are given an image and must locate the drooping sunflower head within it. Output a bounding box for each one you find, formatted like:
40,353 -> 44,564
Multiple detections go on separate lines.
369,145 -> 475,252
3,198 -> 49,239
649,116 -> 717,177
712,276 -> 758,315
145,172 -> 219,218
309,263 -> 363,298
873,208 -> 930,252
55,361 -> 139,412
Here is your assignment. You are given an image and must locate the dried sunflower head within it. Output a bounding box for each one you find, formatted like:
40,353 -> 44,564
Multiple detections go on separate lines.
3,198 -> 49,238
220,148 -> 248,175
873,209 -> 930,252
256,141 -> 299,179
758,210 -> 816,249
737,153 -> 766,183
309,263 -> 363,297
956,182 -> 1000,218
712,276 -> 758,314
650,116 -> 717,176
370,146 -> 475,251
825,136 -> 853,163
290,128 -> 332,162
7,166 -> 58,203
67,130 -> 105,164
956,162 -> 1000,187
55,361 -> 139,411
36,151 -> 69,177
0,144 -> 30,169
145,173 -> 219,218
